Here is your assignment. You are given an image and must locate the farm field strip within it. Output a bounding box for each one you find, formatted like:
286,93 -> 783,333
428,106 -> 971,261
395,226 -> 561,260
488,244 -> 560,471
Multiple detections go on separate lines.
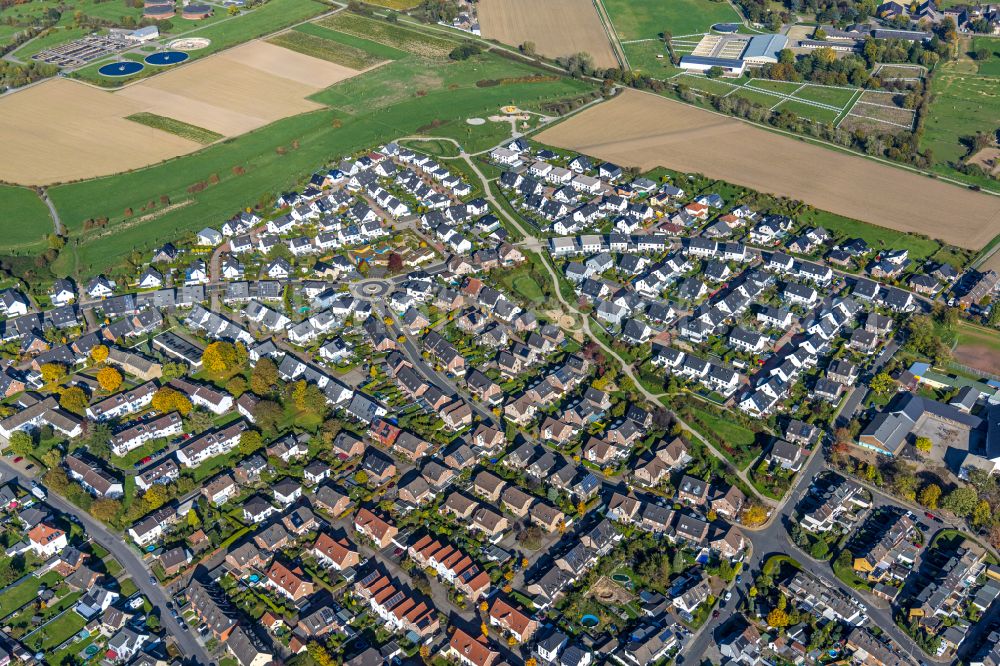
536,89 -> 1000,250
477,0 -> 619,69
0,40 -> 362,184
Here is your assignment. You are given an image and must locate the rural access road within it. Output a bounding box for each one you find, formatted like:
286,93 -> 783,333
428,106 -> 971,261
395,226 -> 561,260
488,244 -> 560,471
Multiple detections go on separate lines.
0,459 -> 211,665
41,188 -> 63,236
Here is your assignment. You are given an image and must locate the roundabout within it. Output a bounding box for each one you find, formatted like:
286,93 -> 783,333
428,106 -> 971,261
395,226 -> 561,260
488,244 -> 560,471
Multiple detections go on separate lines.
358,280 -> 390,298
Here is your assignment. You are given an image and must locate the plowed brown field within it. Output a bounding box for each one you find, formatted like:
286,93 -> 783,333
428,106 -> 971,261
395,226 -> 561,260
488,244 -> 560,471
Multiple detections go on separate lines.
478,0 -> 619,70
537,89 -> 1000,250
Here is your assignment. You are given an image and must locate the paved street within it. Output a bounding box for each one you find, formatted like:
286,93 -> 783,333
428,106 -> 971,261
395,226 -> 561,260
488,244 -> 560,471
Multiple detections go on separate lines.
0,460 -> 211,665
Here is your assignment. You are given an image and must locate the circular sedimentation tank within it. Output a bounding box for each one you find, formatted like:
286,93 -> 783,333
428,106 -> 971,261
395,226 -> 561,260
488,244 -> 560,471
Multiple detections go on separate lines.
98,61 -> 145,77
144,50 -> 189,65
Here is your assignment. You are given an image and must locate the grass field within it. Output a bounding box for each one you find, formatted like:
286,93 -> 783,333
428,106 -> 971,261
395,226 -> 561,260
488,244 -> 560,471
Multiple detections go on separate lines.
294,21 -> 408,61
126,113 -> 224,145
924,49 -> 1000,167
268,28 -> 386,70
746,79 -> 802,94
796,208 -> 943,261
774,99 -> 840,124
0,184 -> 53,252
793,85 -> 857,107
401,138 -> 460,157
318,12 -> 457,58
47,43 -> 593,274
622,40 -> 679,77
601,0 -> 741,39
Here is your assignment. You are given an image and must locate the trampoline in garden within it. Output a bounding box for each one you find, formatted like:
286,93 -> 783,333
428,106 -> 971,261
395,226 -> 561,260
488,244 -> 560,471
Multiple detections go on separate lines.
98,61 -> 144,77
144,50 -> 189,66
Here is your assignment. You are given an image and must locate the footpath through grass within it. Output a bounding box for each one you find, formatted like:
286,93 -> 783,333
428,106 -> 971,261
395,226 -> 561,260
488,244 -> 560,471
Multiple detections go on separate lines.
126,113 -> 223,145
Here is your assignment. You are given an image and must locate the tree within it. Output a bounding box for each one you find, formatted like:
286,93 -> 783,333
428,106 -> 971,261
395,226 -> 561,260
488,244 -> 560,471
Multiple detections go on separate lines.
184,409 -> 214,435
8,431 -> 34,457
919,483 -> 941,509
96,366 -> 123,392
942,486 -> 978,517
869,372 -> 895,394
40,362 -> 66,385
307,642 -> 335,666
526,659 -> 537,666
354,470 -> 369,485
972,500 -> 992,528
479,601 -> 488,612
161,361 -> 188,380
59,386 -> 88,416
810,539 -> 829,559
227,376 -> 248,397
187,508 -> 201,529
150,387 -> 192,416
90,499 -> 121,522
767,608 -> 790,627
202,341 -> 239,374
449,42 -> 481,60
239,430 -> 264,456
741,504 -> 767,526
480,622 -> 488,637
975,47 -> 991,61
89,344 -> 109,363
254,399 -> 282,434
250,357 -> 279,396
706,66 -> 725,78
144,484 -> 169,510
520,41 -> 536,56
915,436 -> 933,455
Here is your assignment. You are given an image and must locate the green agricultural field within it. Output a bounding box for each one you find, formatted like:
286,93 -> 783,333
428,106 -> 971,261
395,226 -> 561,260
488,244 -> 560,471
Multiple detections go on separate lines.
268,29 -> 387,70
793,84 -> 857,108
294,21 -> 408,61
318,12 -> 457,58
363,0 -> 421,8
126,113 -> 223,145
0,184 -> 53,252
773,99 -> 840,124
48,46 -> 593,275
601,0 -> 741,39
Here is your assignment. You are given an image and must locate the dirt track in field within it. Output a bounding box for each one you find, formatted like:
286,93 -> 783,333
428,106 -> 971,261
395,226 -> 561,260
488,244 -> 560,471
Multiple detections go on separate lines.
478,0 -> 619,70
536,89 -> 1000,250
0,41 -> 361,185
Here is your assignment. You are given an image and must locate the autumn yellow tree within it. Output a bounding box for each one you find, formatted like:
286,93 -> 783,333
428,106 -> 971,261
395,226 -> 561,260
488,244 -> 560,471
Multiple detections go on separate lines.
151,387 -> 193,416
90,344 -> 109,363
90,498 -> 121,522
767,608 -> 790,627
202,341 -> 238,374
143,484 -> 168,510
97,366 -> 123,392
480,622 -> 488,637
479,601 -> 489,612
59,386 -> 88,416
40,362 -> 66,385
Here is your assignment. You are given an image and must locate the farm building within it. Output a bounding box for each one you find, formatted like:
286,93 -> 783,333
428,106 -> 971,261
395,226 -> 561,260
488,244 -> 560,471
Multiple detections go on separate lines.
679,33 -> 788,75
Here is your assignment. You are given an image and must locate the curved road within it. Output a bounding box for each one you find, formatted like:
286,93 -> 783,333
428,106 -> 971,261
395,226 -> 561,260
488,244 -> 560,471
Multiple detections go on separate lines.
0,460 -> 211,665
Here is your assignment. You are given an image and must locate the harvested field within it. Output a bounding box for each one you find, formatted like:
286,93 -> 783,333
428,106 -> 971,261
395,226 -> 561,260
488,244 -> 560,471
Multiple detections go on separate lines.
536,89 -> 1000,250
0,41 -> 361,184
0,78 -> 200,185
478,0 -> 618,69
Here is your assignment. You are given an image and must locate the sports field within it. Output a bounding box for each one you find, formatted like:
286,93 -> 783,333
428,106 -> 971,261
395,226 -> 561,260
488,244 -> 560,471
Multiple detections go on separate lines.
952,320 -> 1000,377
478,0 -> 619,69
0,40 -> 361,184
676,73 -> 863,126
536,89 -> 1000,250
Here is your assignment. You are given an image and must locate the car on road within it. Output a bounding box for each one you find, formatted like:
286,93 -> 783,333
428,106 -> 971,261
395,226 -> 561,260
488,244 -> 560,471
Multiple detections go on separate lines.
149,575 -> 157,585
141,456 -> 152,464
712,610 -> 720,618
25,464 -> 33,471
724,591 -> 732,601
735,574 -> 742,584
12,457 -> 22,463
